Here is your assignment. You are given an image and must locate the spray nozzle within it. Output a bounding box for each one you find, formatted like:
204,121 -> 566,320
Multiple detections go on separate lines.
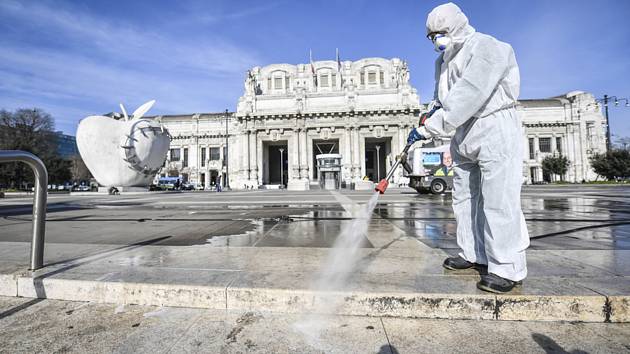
374,179 -> 389,194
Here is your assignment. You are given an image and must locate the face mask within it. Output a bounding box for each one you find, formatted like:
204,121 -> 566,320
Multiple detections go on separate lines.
433,34 -> 451,53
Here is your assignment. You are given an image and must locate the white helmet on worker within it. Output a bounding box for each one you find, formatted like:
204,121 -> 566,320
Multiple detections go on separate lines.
425,2 -> 475,56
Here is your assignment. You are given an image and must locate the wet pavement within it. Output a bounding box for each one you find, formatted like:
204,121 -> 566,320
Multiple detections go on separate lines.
1,185 -> 629,322
1,185 -> 629,250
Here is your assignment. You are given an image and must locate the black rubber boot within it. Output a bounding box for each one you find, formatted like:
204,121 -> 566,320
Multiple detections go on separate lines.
477,273 -> 522,294
443,256 -> 475,270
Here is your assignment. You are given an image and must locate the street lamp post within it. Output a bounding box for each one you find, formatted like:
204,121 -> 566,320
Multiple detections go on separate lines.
603,95 -> 612,151
224,109 -> 230,189
590,95 -> 629,151
279,148 -> 284,188
375,145 -> 381,181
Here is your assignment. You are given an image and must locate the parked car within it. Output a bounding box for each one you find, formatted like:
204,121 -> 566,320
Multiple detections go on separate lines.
149,184 -> 163,191
180,182 -> 195,191
73,185 -> 91,192
157,177 -> 178,190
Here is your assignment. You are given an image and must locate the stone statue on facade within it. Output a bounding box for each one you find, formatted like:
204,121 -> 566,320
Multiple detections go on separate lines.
394,60 -> 410,88
295,86 -> 305,112
245,70 -> 256,96
401,61 -> 410,84
344,78 -> 357,110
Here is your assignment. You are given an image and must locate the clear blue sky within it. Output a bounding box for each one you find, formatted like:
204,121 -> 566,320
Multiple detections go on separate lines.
1,0 -> 629,140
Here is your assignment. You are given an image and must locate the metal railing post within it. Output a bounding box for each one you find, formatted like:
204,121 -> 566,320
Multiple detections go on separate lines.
0,150 -> 48,270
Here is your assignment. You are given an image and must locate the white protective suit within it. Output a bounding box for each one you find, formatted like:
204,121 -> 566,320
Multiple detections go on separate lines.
422,3 -> 529,281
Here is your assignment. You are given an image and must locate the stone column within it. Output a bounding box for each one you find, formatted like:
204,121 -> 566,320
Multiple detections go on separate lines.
343,126 -> 352,182
239,131 -> 249,188
582,120 -> 590,181
567,124 -> 576,182
257,137 -> 264,186
299,129 -> 309,179
395,125 -> 405,184
287,129 -> 309,190
291,129 -> 300,181
306,132 -> 314,182
249,130 -> 258,184
359,132 -> 366,179
352,127 -> 360,180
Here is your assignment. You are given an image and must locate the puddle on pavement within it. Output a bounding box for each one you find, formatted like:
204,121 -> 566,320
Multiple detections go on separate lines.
205,220 -> 271,247
203,207 -> 374,248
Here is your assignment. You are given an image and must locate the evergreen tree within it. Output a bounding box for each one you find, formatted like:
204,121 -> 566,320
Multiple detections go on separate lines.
590,150 -> 630,181
541,154 -> 570,182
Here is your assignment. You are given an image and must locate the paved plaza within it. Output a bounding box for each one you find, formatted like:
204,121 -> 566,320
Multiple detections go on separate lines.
1,185 -> 630,351
1,297 -> 629,353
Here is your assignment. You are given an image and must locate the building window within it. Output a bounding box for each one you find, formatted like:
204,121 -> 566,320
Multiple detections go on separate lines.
201,147 -> 206,167
360,72 -> 365,85
379,71 -> 384,85
320,74 -> 329,87
331,73 -> 336,86
274,77 -> 283,89
368,71 -> 376,84
556,137 -> 562,154
267,77 -> 271,90
539,137 -> 551,153
528,138 -> 535,160
285,76 -> 290,90
183,148 -> 189,168
170,148 -> 180,161
586,123 -> 594,150
209,147 -> 220,161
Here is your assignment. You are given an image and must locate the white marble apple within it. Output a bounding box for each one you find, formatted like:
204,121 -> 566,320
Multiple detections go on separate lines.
77,100 -> 170,187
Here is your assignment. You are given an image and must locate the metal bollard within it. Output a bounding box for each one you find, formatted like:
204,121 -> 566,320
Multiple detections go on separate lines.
0,150 -> 48,270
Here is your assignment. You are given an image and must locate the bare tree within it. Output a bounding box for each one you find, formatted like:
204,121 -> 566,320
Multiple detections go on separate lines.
70,155 -> 92,182
0,108 -> 71,189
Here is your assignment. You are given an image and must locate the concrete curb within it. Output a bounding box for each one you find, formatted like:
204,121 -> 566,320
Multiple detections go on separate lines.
0,274 -> 18,296
3,274 -> 627,323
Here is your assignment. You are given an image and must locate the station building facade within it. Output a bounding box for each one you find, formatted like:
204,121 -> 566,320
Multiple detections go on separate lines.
517,91 -> 607,183
154,58 -> 607,189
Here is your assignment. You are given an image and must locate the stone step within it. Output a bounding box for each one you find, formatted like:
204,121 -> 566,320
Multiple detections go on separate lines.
3,273 -> 627,323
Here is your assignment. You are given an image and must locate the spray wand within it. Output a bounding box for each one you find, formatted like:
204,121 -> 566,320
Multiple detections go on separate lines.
374,105 -> 440,194
374,143 -> 413,194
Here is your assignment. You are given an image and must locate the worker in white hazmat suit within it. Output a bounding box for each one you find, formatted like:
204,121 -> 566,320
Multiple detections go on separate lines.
407,2 -> 529,293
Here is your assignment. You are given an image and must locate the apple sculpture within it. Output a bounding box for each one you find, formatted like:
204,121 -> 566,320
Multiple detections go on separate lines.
76,100 -> 170,188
